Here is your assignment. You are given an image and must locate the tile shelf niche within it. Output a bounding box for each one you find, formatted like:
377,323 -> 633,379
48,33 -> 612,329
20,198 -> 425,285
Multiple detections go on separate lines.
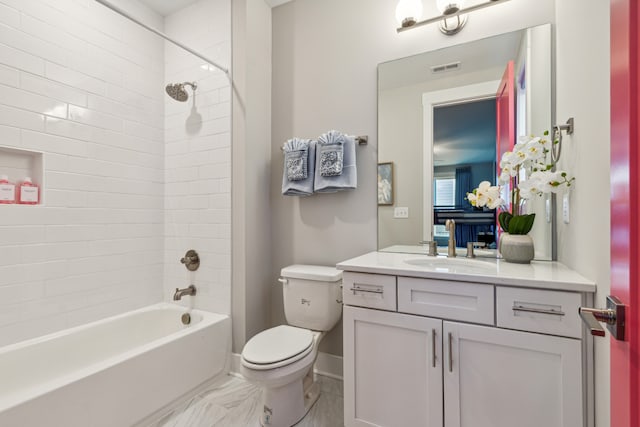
0,145 -> 44,206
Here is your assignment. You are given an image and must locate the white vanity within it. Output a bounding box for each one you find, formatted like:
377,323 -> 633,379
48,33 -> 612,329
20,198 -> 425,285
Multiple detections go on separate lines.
337,251 -> 596,427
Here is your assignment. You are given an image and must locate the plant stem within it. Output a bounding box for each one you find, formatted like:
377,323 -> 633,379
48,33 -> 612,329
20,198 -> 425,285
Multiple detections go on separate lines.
511,165 -> 521,216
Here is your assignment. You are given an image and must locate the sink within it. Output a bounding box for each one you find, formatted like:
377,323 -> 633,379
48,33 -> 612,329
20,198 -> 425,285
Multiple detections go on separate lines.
403,257 -> 496,274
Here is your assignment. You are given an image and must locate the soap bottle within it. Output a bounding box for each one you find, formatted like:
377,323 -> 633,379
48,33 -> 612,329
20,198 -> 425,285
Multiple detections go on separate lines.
0,175 -> 16,204
18,177 -> 39,205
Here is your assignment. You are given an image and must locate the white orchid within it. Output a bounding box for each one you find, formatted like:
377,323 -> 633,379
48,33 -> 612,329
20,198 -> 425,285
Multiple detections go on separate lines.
531,170 -> 574,194
524,139 -> 547,162
467,131 -> 575,234
467,181 -> 504,209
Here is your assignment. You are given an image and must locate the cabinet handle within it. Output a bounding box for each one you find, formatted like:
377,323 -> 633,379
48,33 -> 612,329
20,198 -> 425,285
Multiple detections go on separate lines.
448,332 -> 453,373
432,329 -> 437,368
350,286 -> 383,295
512,305 -> 565,316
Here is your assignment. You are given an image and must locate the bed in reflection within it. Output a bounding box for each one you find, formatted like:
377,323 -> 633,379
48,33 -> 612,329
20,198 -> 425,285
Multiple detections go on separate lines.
433,207 -> 496,248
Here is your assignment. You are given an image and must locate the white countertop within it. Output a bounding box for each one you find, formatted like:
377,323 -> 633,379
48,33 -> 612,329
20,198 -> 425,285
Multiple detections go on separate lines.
337,251 -> 596,293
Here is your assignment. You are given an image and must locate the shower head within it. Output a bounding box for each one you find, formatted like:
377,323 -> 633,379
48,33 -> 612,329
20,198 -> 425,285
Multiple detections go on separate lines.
165,82 -> 197,102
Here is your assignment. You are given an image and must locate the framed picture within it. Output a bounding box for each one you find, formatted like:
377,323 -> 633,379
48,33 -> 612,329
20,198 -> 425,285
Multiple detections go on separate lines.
377,162 -> 394,205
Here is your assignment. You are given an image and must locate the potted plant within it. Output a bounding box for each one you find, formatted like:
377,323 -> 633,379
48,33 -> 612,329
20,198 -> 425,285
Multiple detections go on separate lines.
467,132 -> 575,263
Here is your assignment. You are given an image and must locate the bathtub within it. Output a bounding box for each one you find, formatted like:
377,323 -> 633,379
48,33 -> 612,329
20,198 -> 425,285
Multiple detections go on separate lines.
0,303 -> 230,427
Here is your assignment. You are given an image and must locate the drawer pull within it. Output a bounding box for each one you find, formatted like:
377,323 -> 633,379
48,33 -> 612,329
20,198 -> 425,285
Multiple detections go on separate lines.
431,329 -> 437,368
350,287 -> 384,295
512,305 -> 565,316
448,332 -> 453,373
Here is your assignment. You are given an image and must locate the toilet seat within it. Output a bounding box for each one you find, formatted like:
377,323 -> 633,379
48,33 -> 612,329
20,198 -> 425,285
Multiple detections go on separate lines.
242,325 -> 314,370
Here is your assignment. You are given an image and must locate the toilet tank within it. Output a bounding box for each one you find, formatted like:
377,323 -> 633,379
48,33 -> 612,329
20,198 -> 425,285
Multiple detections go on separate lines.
281,265 -> 343,331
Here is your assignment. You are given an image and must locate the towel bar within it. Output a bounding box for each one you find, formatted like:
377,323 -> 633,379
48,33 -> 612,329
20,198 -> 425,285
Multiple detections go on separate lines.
280,135 -> 368,151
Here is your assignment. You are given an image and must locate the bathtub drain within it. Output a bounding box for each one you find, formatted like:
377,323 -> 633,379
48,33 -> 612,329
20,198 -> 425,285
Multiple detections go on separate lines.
181,313 -> 191,325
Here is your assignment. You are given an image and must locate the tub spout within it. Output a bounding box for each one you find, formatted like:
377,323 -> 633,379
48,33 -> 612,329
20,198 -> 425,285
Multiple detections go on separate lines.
173,285 -> 196,301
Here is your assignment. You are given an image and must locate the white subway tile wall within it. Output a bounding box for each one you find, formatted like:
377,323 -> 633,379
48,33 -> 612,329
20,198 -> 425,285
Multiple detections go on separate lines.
163,0 -> 231,315
0,0 -> 231,346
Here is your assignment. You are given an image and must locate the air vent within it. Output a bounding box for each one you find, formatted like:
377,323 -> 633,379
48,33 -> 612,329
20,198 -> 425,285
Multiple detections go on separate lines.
430,61 -> 461,74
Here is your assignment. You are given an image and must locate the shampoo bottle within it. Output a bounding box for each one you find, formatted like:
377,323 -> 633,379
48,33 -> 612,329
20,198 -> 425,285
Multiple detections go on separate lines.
18,177 -> 39,205
0,175 -> 16,204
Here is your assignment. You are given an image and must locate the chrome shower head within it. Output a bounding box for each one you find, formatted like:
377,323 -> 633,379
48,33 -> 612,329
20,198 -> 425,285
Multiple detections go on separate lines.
165,82 -> 197,102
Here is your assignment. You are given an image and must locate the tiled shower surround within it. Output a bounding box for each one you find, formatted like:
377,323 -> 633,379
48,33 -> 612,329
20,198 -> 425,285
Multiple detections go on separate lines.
0,0 -> 231,347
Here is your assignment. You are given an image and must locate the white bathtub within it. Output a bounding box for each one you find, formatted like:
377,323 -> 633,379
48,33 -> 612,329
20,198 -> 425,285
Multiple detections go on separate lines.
0,303 -> 230,427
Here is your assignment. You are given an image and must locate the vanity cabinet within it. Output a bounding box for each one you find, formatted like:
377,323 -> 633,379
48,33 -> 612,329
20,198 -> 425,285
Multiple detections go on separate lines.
341,266 -> 593,427
343,306 -> 443,427
443,321 -> 582,427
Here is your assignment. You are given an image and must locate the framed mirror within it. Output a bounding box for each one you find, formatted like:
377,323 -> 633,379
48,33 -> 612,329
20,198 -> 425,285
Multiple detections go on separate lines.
377,23 -> 553,259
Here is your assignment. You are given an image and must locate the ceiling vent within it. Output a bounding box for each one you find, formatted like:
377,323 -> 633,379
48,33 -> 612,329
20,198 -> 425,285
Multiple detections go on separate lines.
430,61 -> 461,74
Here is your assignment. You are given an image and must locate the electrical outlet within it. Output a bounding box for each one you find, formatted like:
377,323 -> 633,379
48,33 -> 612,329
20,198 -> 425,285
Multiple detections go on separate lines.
562,193 -> 570,224
394,207 -> 409,218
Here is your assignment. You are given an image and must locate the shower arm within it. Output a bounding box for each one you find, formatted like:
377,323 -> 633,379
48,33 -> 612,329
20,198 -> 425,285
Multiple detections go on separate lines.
93,0 -> 229,77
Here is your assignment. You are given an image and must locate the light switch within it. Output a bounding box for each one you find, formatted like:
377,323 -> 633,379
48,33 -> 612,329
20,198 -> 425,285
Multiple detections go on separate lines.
394,207 -> 409,218
562,193 -> 570,224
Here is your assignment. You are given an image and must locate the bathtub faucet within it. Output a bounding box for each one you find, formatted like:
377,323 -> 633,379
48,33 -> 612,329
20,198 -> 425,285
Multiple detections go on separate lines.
173,285 -> 196,301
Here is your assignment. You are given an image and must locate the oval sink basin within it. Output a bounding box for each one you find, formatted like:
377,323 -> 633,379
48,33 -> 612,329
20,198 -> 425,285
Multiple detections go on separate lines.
403,257 -> 496,274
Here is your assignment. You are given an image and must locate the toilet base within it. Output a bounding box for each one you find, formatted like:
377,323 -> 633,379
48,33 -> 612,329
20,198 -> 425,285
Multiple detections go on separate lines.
259,371 -> 321,427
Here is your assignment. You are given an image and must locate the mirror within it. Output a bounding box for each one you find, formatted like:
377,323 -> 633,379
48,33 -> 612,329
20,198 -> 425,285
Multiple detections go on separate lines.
377,24 -> 553,259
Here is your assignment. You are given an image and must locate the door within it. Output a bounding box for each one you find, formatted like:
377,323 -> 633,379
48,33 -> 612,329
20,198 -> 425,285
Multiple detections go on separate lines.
610,0 -> 640,425
495,61 -> 515,226
343,306 -> 443,427
443,321 -> 583,427
496,60 -> 515,166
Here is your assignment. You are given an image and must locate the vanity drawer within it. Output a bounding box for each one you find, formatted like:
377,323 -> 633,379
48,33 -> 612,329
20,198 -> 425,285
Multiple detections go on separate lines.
496,287 -> 582,338
397,277 -> 494,325
342,272 -> 397,311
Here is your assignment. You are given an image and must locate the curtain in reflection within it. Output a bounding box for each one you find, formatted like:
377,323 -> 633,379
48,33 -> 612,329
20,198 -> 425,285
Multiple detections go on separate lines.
455,167 -> 473,246
455,166 -> 472,208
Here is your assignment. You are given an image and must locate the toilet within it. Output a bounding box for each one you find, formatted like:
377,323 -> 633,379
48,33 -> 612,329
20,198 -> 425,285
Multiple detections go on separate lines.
240,265 -> 343,427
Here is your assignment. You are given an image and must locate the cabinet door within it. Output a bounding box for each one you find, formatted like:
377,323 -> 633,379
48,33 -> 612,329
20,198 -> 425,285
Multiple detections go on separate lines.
443,322 -> 583,427
344,305 -> 443,427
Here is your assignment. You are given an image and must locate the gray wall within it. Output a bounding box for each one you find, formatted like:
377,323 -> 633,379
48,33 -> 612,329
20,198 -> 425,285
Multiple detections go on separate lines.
554,1 -> 611,425
270,0 -> 555,356
231,0 -> 273,353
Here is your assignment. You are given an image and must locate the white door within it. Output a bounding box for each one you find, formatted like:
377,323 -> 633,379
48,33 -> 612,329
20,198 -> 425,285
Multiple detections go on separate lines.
344,306 -> 443,427
443,321 -> 583,427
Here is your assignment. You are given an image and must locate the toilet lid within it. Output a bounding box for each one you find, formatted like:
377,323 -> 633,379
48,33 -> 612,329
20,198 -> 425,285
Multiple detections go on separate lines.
242,325 -> 313,366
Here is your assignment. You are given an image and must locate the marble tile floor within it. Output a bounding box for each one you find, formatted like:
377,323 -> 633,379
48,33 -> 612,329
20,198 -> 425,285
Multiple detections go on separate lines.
151,374 -> 344,427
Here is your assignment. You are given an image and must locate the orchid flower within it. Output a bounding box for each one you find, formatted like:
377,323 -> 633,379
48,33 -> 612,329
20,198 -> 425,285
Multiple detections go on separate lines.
467,132 -> 575,235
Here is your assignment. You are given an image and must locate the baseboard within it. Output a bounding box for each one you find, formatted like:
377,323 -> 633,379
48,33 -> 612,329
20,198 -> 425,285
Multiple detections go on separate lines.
314,352 -> 343,379
230,352 -> 343,380
230,352 -> 242,376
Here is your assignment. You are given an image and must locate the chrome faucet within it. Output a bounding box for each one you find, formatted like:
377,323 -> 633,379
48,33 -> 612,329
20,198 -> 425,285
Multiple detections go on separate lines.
445,219 -> 456,257
173,285 -> 196,301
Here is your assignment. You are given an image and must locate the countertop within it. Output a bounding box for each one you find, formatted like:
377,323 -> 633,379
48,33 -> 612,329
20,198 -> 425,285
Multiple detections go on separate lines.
337,251 -> 596,293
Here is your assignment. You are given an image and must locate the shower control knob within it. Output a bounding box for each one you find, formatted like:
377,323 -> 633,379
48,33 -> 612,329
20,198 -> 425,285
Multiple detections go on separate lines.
180,250 -> 200,271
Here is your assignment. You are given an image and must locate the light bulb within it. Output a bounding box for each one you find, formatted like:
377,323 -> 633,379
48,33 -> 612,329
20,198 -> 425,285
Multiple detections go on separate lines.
436,0 -> 466,15
396,0 -> 423,28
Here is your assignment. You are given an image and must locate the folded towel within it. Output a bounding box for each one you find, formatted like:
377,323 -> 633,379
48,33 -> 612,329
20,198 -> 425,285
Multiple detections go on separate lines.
282,140 -> 316,196
283,138 -> 310,181
317,130 -> 345,177
314,133 -> 357,193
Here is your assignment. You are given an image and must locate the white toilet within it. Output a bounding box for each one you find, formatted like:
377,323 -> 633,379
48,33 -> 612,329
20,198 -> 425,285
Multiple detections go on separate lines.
240,265 -> 343,427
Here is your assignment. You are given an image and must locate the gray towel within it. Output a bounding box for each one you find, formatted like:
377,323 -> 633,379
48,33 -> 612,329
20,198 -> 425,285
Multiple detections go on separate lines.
314,133 -> 357,193
284,138 -> 310,181
317,130 -> 345,177
282,140 -> 316,196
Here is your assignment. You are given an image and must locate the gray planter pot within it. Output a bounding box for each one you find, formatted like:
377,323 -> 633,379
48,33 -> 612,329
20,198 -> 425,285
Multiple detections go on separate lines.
499,233 -> 535,264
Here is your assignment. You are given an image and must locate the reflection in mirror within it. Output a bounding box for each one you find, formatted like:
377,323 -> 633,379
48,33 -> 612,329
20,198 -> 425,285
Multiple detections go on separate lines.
432,99 -> 496,248
377,23 -> 552,259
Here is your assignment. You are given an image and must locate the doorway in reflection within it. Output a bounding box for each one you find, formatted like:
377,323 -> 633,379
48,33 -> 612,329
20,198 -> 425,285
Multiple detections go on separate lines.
432,99 -> 497,248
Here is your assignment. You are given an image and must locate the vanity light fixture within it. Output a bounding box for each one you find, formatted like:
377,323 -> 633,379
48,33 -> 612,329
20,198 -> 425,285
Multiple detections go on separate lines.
396,0 -> 511,35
